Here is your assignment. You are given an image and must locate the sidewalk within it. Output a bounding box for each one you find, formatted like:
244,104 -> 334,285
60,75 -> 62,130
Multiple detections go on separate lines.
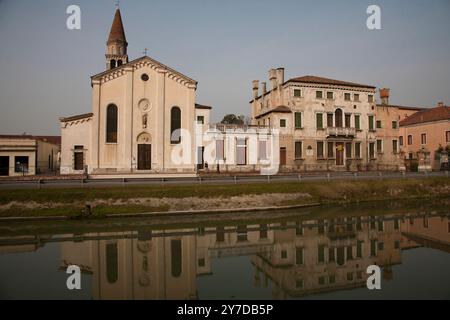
0,170 -> 447,189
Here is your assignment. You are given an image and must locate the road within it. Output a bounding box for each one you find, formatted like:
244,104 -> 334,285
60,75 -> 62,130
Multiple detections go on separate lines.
0,171 -> 448,189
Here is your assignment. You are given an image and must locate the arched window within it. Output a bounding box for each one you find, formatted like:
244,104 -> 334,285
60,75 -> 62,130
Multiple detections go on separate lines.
170,107 -> 181,144
110,59 -> 116,69
106,243 -> 118,284
106,104 -> 118,143
335,108 -> 343,128
117,60 -> 123,67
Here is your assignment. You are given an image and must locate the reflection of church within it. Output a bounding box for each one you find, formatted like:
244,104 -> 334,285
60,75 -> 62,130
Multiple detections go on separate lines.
57,214 -> 450,299
61,232 -> 198,299
60,227 -> 275,299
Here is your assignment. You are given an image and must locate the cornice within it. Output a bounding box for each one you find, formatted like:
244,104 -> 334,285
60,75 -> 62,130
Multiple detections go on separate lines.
60,116 -> 93,128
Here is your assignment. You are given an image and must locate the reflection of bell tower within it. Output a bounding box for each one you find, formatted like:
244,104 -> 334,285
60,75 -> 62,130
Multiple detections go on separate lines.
105,8 -> 128,70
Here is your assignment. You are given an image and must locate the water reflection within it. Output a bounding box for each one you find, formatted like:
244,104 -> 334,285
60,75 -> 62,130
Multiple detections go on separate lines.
1,205 -> 449,299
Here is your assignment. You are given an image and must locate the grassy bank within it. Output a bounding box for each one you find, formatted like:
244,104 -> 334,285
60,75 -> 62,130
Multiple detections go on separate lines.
0,177 -> 448,218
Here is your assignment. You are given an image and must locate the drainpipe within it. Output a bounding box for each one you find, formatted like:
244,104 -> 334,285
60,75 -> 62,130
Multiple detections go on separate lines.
35,140 -> 38,175
130,70 -> 134,173
162,73 -> 166,172
366,131 -> 369,170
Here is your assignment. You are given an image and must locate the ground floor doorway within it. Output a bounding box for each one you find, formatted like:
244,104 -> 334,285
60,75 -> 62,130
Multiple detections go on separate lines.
74,153 -> 84,171
0,156 -> 9,176
280,147 -> 287,166
138,144 -> 152,170
336,142 -> 344,166
197,146 -> 205,170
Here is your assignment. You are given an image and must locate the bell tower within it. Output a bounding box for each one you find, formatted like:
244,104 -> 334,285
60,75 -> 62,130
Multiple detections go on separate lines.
105,8 -> 128,70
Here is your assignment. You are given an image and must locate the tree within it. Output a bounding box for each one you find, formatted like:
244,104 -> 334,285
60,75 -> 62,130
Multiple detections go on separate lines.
220,114 -> 245,125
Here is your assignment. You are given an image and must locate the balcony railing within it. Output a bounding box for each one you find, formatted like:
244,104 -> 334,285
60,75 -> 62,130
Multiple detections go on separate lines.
326,127 -> 356,137
208,124 -> 273,133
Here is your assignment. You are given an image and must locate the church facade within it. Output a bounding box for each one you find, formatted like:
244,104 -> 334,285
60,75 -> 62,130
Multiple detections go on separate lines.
60,9 -> 212,175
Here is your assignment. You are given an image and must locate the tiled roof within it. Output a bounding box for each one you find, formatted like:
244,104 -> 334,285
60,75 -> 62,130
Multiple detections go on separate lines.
250,75 -> 376,102
34,136 -> 61,146
400,106 -> 450,126
0,135 -> 61,145
255,106 -> 291,119
60,113 -> 93,123
287,75 -> 376,89
107,9 -> 127,44
195,103 -> 213,110
376,104 -> 425,111
0,134 -> 34,140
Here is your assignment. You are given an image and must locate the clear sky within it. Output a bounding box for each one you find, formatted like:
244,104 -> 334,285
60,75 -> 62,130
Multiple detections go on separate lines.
0,0 -> 449,135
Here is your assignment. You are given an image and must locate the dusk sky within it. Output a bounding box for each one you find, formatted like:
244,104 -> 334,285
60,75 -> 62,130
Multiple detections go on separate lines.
0,0 -> 449,135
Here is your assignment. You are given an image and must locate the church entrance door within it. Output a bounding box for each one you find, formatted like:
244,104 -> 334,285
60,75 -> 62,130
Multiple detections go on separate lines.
138,144 -> 152,170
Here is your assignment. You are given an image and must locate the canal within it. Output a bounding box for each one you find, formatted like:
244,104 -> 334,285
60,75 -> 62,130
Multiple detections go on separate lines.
0,200 -> 449,299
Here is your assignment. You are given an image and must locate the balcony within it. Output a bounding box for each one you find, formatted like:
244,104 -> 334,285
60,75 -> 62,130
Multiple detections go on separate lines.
326,127 -> 356,138
208,124 -> 273,134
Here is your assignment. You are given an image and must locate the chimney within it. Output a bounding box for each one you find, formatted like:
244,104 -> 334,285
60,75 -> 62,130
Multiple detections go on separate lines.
380,88 -> 390,105
252,80 -> 259,99
269,69 -> 277,90
261,82 -> 267,95
437,102 -> 444,107
276,68 -> 285,87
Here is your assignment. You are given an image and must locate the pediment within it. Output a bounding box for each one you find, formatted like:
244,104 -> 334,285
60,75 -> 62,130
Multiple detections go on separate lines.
91,56 -> 197,89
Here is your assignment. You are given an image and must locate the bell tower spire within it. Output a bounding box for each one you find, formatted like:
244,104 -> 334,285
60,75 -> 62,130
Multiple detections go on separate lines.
106,7 -> 128,70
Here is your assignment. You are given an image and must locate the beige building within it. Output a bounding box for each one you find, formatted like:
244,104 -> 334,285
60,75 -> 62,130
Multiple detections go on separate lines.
375,88 -> 424,171
249,70 -> 448,172
60,9 -> 212,176
250,70 -> 380,171
0,135 -> 60,177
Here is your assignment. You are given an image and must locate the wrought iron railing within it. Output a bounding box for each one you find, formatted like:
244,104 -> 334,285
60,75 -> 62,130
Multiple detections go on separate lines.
326,127 -> 356,137
209,124 -> 273,133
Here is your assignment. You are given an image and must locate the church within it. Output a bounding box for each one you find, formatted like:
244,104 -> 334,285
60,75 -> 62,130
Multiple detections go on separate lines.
60,8 -> 213,176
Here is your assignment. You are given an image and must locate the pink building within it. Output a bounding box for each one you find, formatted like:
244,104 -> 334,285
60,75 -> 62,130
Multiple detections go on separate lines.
399,103 -> 450,171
